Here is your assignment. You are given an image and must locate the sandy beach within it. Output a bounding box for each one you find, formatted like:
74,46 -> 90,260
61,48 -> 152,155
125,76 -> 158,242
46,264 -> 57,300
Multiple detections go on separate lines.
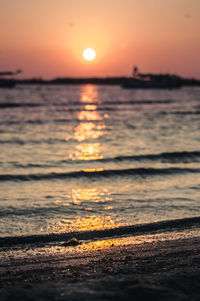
0,234 -> 200,300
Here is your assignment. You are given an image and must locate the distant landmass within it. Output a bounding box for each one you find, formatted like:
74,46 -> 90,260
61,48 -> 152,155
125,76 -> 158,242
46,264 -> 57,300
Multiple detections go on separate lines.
1,70 -> 200,88
16,76 -> 129,85
14,75 -> 200,87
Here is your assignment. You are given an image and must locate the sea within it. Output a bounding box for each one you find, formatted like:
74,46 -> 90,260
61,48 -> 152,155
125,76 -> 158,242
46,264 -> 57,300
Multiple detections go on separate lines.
0,84 -> 200,245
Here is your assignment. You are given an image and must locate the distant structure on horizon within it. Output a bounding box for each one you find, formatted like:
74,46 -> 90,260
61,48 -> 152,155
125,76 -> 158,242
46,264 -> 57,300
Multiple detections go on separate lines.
0,69 -> 22,88
121,66 -> 183,89
1,67 -> 199,88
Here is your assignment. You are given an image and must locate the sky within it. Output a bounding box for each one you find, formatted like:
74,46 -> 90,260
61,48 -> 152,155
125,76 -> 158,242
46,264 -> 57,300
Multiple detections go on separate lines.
0,0 -> 200,79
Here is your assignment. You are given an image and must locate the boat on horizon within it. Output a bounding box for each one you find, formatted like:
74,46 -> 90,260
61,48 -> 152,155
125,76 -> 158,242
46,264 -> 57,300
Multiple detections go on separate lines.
121,66 -> 182,89
0,69 -> 22,88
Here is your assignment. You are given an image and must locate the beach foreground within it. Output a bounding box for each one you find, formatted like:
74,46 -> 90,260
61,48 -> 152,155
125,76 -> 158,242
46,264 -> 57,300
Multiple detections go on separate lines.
0,235 -> 200,301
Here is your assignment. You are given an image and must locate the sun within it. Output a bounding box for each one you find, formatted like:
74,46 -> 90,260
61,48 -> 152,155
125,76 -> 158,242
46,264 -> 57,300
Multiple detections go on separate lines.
83,48 -> 96,61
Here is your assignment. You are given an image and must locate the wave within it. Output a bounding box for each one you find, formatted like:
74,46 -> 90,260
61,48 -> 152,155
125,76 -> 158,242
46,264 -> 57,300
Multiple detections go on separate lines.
62,100 -> 175,111
0,138 -> 66,145
0,198 -> 194,218
0,216 -> 199,247
4,119 -> 46,125
160,111 -> 200,115
0,117 -> 103,126
1,167 -> 200,182
0,103 -> 43,108
102,99 -> 174,105
0,99 -> 174,109
0,206 -> 77,218
1,150 -> 199,168
97,151 -> 200,164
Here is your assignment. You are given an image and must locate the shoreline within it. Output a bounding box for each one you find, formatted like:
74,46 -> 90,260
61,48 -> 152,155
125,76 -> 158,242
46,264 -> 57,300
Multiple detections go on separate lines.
1,234 -> 200,300
1,215 -> 200,247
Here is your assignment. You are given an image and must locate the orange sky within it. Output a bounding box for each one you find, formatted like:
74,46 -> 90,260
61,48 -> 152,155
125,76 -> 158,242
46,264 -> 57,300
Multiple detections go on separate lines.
0,0 -> 200,79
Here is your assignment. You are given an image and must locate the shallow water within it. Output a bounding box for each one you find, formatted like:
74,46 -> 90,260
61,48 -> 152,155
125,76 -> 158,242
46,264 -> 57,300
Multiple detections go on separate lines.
0,84 -> 200,238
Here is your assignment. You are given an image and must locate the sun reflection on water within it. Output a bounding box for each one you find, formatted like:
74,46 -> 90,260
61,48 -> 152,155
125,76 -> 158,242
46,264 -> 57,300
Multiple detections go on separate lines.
78,109 -> 102,121
70,85 -> 108,160
83,168 -> 103,172
80,84 -> 98,103
52,187 -> 121,234
71,143 -> 103,161
58,85 -> 115,234
54,215 -> 122,234
85,104 -> 97,110
72,187 -> 111,204
74,122 -> 106,142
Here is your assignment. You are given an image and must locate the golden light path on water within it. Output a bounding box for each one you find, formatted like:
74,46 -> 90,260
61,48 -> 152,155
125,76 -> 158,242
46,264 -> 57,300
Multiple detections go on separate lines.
73,122 -> 106,142
71,188 -> 111,205
73,143 -> 103,161
73,85 -> 105,162
55,85 -> 121,234
53,187 -> 122,234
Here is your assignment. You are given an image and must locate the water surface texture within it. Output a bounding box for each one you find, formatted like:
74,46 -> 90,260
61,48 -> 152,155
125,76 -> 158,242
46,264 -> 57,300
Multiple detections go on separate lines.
1,85 -> 200,238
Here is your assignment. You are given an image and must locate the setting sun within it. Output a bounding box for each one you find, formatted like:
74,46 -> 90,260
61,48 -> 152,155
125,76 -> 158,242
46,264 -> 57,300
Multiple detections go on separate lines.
83,48 -> 96,61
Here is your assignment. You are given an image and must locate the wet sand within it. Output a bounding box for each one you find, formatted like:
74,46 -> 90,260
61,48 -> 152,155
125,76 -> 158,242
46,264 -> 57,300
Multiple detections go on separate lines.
0,236 -> 200,300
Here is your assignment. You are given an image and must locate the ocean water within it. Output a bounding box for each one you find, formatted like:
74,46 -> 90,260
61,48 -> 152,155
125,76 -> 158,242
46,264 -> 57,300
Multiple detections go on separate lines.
0,84 -> 200,241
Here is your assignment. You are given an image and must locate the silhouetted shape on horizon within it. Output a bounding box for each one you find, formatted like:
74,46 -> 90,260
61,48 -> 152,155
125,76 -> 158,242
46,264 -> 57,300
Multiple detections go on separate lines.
15,75 -> 200,87
121,66 -> 183,89
0,69 -> 22,88
2,68 -> 199,87
17,77 -> 128,86
0,69 -> 22,76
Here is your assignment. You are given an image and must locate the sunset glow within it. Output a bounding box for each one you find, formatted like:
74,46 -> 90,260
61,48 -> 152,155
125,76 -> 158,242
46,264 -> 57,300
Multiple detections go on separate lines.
0,1 -> 200,78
